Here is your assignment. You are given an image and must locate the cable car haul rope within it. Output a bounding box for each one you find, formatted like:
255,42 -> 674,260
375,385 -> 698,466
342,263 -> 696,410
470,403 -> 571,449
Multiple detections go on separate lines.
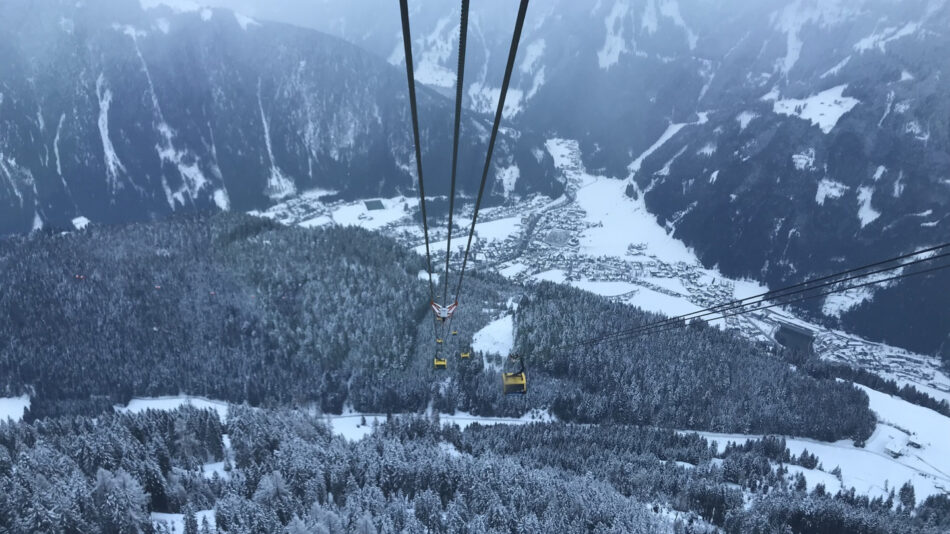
400,0 -> 531,392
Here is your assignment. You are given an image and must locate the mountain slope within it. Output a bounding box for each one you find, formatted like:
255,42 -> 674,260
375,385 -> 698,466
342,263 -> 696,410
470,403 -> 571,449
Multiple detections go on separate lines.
294,0 -> 950,354
0,0 -> 556,235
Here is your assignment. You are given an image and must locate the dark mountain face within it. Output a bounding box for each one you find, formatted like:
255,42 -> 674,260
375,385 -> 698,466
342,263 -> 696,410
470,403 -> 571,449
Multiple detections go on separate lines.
295,0 -> 950,354
0,0 -> 557,235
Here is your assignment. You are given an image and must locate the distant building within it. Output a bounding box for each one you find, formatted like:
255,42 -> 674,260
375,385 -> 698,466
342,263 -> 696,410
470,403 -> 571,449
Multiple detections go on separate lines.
364,199 -> 385,211
773,322 -> 815,354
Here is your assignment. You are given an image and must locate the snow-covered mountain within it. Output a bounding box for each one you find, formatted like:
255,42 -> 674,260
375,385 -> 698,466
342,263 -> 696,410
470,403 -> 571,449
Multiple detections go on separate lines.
0,0 -> 556,234
290,0 -> 950,355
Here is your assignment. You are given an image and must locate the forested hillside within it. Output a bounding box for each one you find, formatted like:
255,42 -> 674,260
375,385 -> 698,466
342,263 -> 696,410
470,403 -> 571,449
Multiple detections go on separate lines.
0,213 -> 874,442
2,406 -> 948,533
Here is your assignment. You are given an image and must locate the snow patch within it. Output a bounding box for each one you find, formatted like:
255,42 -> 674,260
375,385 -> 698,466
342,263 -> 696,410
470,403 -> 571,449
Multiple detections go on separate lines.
0,395 -> 30,422
873,165 -> 887,181
820,55 -> 851,78
72,216 -> 91,230
213,189 -> 230,210
628,123 -> 686,175
857,187 -> 880,227
95,74 -> 126,192
257,81 -> 296,200
117,395 -> 229,423
496,165 -> 520,197
773,85 -> 859,134
815,179 -> 848,205
736,111 -> 757,131
854,23 -> 919,53
792,149 -> 816,171
152,510 -> 215,533
234,12 -> 260,30
476,216 -> 521,242
598,1 -> 630,69
473,315 -> 514,356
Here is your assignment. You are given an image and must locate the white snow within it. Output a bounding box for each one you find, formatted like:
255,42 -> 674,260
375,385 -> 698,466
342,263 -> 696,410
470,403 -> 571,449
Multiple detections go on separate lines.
531,269 -> 567,283
697,142 -> 716,157
202,461 -> 229,480
771,1 -> 851,74
476,216 -> 521,242
117,395 -> 229,423
657,0 -> 698,49
520,39 -> 545,74
709,170 -> 719,184
152,510 -> 215,533
575,178 -> 695,263
857,187 -> 880,227
904,121 -> 930,142
570,279 -> 638,297
139,0 -> 201,13
154,17 -> 170,34
625,286 -> 697,317
643,276 -> 689,295
53,114 -> 65,177
815,179 -> 848,205
200,8 -> 212,21
95,74 -> 126,192
72,216 -> 91,230
792,149 -> 816,171
822,287 -> 874,317
598,1 -> 630,69
873,166 -> 887,181
213,189 -> 230,210
234,12 -> 260,30
257,80 -> 295,200
332,196 -> 415,231
736,111 -> 757,131
417,270 -> 440,284
325,410 -> 551,442
496,165 -> 520,197
413,15 -> 457,88
472,315 -> 514,356
854,23 -> 919,53
0,395 -> 30,422
900,70 -> 915,82
628,123 -> 687,175
773,85 -> 859,134
499,263 -> 528,278
820,55 -> 851,78
467,82 -> 524,119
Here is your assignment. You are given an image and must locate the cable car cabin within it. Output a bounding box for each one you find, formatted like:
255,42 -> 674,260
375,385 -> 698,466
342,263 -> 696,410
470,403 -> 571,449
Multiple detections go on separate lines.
502,355 -> 527,395
451,329 -> 459,336
460,351 -> 471,359
433,357 -> 447,370
436,338 -> 444,344
502,371 -> 526,395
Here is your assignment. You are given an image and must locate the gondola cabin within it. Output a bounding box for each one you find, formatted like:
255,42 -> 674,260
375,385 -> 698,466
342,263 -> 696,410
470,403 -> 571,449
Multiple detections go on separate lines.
502,372 -> 526,395
460,351 -> 471,359
502,355 -> 527,395
433,357 -> 447,370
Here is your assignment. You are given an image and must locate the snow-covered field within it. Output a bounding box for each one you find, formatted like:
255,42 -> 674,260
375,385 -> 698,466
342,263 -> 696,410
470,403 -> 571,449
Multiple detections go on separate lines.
117,395 -> 229,423
472,315 -> 515,357
772,85 -> 859,134
0,395 -> 30,422
327,409 -> 553,442
152,509 -> 215,533
687,383 -> 950,504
